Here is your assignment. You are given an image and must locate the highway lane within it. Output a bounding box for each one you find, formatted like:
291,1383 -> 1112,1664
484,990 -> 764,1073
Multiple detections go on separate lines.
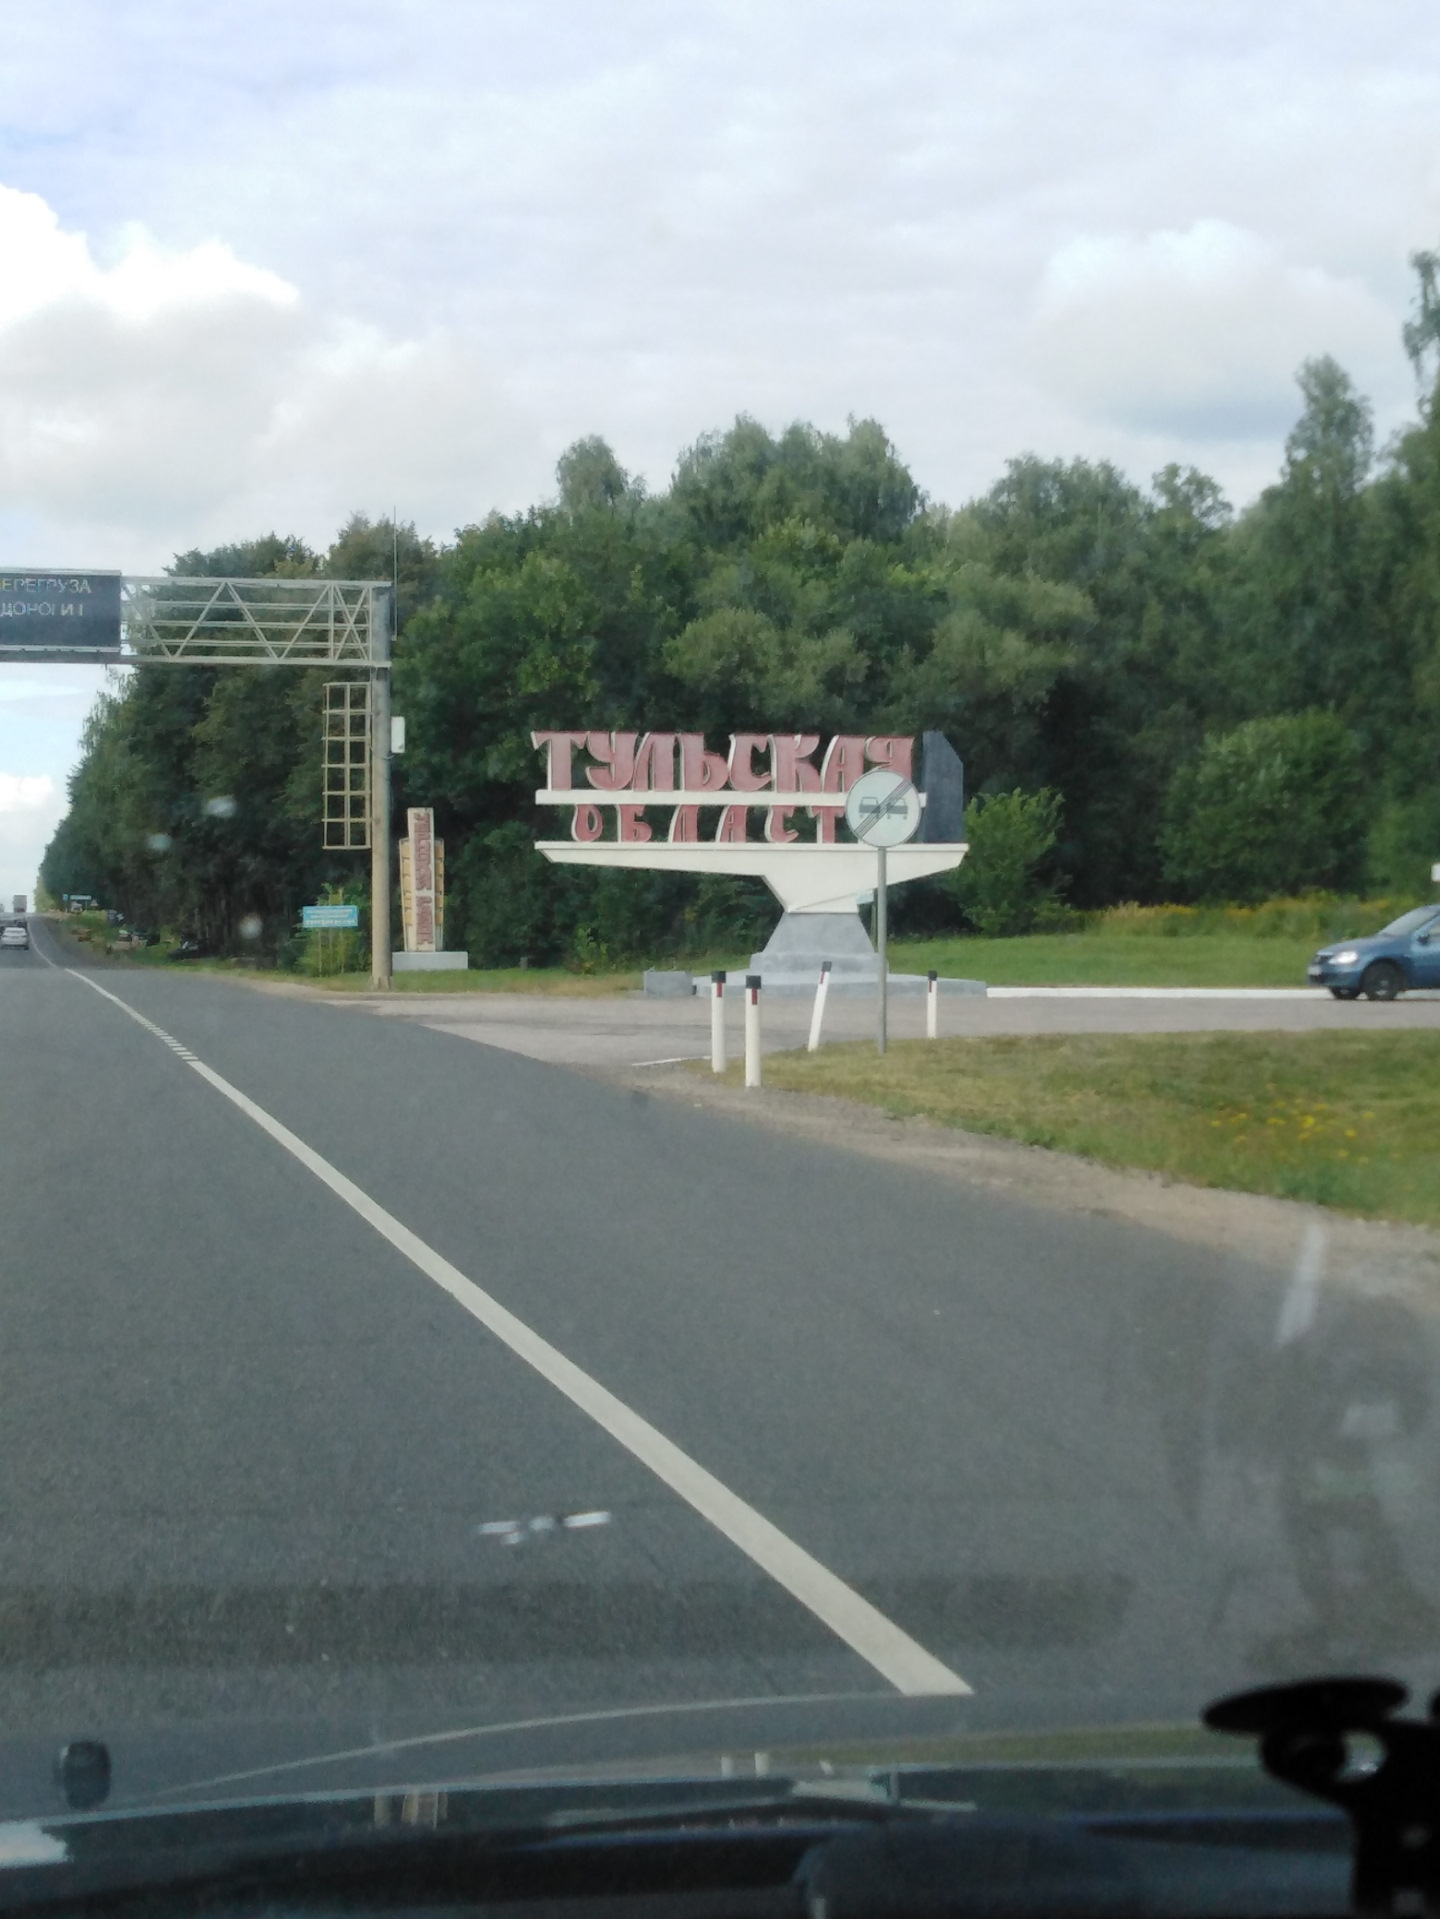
5,923 -> 1440,1810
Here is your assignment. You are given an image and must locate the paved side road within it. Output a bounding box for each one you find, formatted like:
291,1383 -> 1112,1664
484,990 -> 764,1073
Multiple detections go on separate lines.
4,918 -> 1440,1812
336,977 -> 1440,1071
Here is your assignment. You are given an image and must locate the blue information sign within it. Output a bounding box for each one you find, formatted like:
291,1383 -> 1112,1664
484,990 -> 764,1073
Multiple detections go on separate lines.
0,571 -> 122,655
302,904 -> 359,929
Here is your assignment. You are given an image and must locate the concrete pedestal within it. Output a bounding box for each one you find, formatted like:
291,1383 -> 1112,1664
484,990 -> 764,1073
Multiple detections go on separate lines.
747,910 -> 985,997
393,951 -> 470,971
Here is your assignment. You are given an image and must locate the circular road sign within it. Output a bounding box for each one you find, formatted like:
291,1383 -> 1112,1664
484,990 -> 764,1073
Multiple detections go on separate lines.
845,768 -> 921,847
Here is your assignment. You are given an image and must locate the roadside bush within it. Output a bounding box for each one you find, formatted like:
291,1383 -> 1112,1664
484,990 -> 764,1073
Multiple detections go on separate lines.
1093,895 -> 1411,943
1160,711 -> 1367,903
298,927 -> 366,975
458,821 -> 778,969
1367,788 -> 1440,895
951,788 -> 1071,937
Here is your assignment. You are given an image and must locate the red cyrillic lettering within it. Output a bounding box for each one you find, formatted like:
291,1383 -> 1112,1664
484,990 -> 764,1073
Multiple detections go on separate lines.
531,729 -> 590,788
632,732 -> 678,790
771,734 -> 821,791
820,736 -> 865,792
585,731 -> 638,790
765,807 -> 798,843
728,734 -> 772,790
714,806 -> 748,843
617,805 -> 652,842
571,804 -> 604,841
866,735 -> 915,779
680,734 -> 729,790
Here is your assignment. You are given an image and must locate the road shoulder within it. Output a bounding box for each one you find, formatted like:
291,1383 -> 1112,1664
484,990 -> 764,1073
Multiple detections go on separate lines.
609,1062 -> 1440,1301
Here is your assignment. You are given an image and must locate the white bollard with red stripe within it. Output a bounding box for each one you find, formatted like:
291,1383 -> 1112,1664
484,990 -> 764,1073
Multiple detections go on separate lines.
926,969 -> 939,1040
710,970 -> 727,1074
744,973 -> 762,1088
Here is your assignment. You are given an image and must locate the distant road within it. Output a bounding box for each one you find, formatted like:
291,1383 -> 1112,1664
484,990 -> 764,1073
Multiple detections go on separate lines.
3,915 -> 1438,1813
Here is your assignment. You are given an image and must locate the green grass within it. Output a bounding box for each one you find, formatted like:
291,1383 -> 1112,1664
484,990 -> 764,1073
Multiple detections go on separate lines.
311,950 -> 760,993
314,964 -> 643,995
746,1031 -> 1440,1228
48,913 -> 240,973
47,914 -> 754,993
890,932 -> 1319,987
51,887 -> 1435,996
892,893 -> 1431,987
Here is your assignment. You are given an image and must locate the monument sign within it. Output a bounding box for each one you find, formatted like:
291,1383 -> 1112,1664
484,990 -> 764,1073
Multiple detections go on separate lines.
532,728 -> 972,994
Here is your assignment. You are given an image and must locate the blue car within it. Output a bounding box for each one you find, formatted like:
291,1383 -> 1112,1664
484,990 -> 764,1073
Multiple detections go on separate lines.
1308,903 -> 1440,1000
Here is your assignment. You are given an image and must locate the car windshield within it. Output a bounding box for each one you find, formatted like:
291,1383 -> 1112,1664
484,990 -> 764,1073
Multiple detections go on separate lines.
1379,907 -> 1440,939
4,11 -> 1440,1897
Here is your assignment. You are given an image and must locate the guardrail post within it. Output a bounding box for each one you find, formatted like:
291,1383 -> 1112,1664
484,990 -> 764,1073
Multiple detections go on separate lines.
807,960 -> 832,1052
926,969 -> 938,1040
744,973 -> 762,1088
710,970 -> 727,1074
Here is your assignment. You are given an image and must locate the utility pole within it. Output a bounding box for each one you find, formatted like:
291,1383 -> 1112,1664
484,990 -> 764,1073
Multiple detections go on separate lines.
370,584 -> 393,990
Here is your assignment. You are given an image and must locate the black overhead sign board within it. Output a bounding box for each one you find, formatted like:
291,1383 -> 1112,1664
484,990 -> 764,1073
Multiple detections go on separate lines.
0,571 -> 122,656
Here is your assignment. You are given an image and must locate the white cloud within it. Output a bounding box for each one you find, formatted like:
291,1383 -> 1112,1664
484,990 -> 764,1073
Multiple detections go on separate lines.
0,185 -> 295,330
1027,220 -> 1398,443
0,774 -> 54,812
0,771 -> 61,904
0,185 -> 541,568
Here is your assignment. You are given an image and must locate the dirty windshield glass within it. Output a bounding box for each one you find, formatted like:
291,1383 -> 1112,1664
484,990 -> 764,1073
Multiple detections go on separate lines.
1,0 -> 1439,1871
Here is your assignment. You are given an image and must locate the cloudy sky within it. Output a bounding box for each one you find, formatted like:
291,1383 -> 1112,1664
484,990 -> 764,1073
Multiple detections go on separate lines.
2,0 -> 1439,901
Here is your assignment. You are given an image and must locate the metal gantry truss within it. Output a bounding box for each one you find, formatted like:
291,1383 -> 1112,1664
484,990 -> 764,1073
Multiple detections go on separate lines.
121,578 -> 386,665
0,570 -> 395,985
322,681 -> 372,850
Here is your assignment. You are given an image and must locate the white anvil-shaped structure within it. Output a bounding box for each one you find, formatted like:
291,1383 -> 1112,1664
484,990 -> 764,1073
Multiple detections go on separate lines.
532,728 -> 968,915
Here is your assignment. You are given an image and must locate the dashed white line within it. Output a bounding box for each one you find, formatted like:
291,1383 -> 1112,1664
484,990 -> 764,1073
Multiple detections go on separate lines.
65,967 -> 971,1700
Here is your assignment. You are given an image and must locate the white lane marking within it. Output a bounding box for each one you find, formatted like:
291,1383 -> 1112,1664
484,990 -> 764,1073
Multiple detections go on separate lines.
1275,1221 -> 1326,1348
67,969 -> 970,1699
632,1055 -> 704,1067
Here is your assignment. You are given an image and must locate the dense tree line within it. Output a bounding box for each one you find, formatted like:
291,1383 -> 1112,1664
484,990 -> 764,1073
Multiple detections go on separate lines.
41,260 -> 1440,962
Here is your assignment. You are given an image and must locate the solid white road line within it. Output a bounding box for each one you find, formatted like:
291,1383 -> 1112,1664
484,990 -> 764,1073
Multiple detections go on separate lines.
67,969 -> 971,1699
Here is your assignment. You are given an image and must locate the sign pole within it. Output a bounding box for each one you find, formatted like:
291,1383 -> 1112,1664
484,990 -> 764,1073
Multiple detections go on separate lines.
370,586 -> 393,991
876,843 -> 888,1057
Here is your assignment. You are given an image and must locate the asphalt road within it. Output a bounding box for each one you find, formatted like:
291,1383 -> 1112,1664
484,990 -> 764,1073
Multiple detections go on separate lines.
4,922 -> 1440,1815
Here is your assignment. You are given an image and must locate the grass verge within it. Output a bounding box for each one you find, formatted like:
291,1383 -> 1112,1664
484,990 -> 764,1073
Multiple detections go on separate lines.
749,1032 -> 1440,1229
890,933 -> 1320,987
313,965 -> 644,996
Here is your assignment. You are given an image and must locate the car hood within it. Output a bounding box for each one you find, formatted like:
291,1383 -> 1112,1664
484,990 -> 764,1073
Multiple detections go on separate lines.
0,1727 -> 1334,1918
1313,935 -> 1390,959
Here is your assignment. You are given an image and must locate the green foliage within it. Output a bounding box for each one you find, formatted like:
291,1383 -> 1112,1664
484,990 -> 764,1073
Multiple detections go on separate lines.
1160,711 -> 1367,903
39,532 -> 398,953
1367,791 -> 1440,895
1090,895 -> 1411,942
41,248 -> 1440,964
951,788 -> 1068,936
